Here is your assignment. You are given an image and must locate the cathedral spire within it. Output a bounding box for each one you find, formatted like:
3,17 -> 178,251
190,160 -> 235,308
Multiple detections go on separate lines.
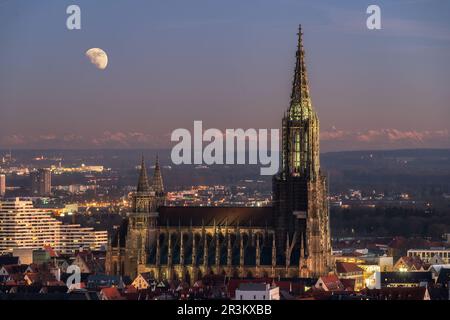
137,155 -> 150,193
280,25 -> 320,178
289,24 -> 312,120
152,155 -> 164,195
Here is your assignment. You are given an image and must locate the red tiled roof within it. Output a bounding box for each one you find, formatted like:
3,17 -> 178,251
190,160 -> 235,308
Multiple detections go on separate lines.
318,275 -> 344,291
125,284 -> 138,293
340,278 -> 356,291
2,264 -> 28,274
43,245 -> 58,257
7,273 -> 24,282
138,272 -> 153,282
24,271 -> 57,284
397,256 -> 425,270
24,272 -> 40,283
336,262 -> 363,274
101,287 -> 125,300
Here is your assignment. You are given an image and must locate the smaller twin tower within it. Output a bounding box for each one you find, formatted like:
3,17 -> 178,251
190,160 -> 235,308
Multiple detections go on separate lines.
106,25 -> 332,282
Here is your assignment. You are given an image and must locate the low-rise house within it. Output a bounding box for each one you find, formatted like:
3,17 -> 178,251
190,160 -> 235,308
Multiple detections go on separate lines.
0,264 -> 28,277
315,275 -> 345,291
122,285 -> 139,300
1,272 -> 25,285
435,268 -> 450,288
336,262 -> 364,291
393,256 -> 426,272
235,283 -> 280,300
340,278 -> 357,291
428,264 -> 450,281
23,271 -> 58,286
227,277 -> 313,299
71,251 -> 105,274
132,272 -> 156,290
99,287 -> 125,300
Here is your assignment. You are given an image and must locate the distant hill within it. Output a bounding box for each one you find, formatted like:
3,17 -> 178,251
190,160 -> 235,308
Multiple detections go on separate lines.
2,148 -> 449,194
321,149 -> 450,194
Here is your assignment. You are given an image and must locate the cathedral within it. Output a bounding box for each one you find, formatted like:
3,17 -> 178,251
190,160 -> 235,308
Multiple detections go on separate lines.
106,26 -> 332,282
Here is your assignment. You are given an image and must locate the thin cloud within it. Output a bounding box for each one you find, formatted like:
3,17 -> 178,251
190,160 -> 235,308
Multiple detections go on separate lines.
321,128 -> 450,151
0,131 -> 167,149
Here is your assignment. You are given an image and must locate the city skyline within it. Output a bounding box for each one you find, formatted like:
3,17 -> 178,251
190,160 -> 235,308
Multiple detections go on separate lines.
2,1 -> 450,305
1,0 -> 449,152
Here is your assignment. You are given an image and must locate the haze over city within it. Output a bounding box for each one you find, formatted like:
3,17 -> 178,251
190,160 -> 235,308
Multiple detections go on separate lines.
1,0 -> 449,152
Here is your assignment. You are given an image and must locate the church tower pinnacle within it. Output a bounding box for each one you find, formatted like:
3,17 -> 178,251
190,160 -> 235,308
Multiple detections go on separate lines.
133,155 -> 152,213
289,25 -> 312,120
152,155 -> 164,196
137,155 -> 150,193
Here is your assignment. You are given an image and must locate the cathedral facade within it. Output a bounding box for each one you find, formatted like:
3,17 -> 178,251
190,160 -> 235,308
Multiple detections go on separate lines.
106,26 -> 332,282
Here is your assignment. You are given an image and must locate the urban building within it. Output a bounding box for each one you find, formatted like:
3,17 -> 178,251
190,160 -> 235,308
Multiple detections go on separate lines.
12,248 -> 33,265
314,274 -> 345,291
31,168 -> 52,197
131,272 -> 155,290
393,256 -> 427,272
407,248 -> 450,264
235,283 -> 280,300
374,271 -> 433,289
362,287 -> 431,300
0,174 -> 5,197
335,262 -> 364,291
106,26 -> 332,281
0,198 -> 107,254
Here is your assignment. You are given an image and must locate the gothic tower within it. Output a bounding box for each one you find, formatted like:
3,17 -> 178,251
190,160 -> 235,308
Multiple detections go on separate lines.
152,155 -> 165,207
272,25 -> 332,277
124,155 -> 161,279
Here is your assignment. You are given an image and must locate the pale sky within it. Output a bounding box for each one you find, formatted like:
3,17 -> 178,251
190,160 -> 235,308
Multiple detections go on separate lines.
0,0 -> 449,151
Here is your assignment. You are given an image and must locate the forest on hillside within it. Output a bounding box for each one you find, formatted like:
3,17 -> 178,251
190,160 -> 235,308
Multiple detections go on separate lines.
331,206 -> 450,240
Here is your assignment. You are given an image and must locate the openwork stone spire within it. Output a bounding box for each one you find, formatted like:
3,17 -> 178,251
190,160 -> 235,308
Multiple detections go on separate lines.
289,24 -> 313,121
281,25 -> 320,179
137,155 -> 151,193
152,155 -> 164,195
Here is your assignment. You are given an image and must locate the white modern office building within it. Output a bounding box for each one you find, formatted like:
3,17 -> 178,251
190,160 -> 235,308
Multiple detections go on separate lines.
407,248 -> 450,264
0,174 -> 5,197
0,198 -> 107,255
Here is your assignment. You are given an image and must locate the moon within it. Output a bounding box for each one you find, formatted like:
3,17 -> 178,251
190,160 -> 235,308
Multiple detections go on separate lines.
85,48 -> 108,70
